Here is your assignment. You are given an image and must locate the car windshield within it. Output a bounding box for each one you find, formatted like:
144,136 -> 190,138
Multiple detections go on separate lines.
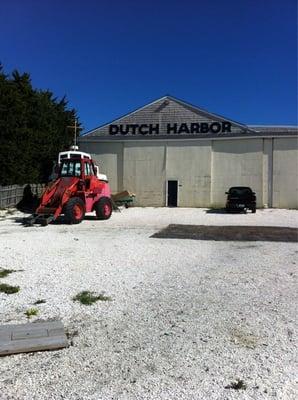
60,161 -> 81,177
229,187 -> 252,196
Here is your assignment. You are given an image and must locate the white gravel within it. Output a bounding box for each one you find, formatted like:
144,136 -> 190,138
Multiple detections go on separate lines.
0,207 -> 297,400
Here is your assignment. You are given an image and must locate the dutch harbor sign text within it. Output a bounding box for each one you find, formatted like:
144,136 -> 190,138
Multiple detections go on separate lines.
109,121 -> 232,135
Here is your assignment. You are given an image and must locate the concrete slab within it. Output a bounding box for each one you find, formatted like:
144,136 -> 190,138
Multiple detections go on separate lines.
0,321 -> 68,356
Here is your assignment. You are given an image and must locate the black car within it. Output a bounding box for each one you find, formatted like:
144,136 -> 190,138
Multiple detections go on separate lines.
225,186 -> 256,213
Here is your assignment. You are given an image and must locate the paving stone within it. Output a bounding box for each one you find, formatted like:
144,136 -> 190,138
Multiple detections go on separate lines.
0,321 -> 68,356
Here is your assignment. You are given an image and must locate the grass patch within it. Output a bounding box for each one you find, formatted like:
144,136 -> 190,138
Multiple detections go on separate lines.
0,283 -> 20,294
33,299 -> 46,305
25,308 -> 39,319
73,290 -> 112,306
0,269 -> 17,278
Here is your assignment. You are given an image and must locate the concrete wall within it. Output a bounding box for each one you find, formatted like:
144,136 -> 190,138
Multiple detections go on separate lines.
262,139 -> 273,208
273,137 -> 298,208
166,141 -> 211,207
123,142 -> 166,206
211,139 -> 263,207
80,136 -> 298,209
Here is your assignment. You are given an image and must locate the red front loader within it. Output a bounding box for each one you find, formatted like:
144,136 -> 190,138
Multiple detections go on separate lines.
26,154 -> 112,226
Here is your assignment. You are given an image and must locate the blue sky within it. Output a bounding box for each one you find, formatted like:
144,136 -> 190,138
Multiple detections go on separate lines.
1,0 -> 297,131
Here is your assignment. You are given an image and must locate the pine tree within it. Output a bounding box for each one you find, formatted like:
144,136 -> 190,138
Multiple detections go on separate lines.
0,65 -> 80,185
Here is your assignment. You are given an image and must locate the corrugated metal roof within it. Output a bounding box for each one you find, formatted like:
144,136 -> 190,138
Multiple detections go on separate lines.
248,125 -> 298,134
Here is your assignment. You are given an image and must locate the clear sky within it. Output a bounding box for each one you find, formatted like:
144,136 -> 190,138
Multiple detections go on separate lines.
1,0 -> 297,131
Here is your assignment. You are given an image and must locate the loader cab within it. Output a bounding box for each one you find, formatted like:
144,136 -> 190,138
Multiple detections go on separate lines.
58,150 -> 108,182
59,157 -> 99,191
59,151 -> 94,178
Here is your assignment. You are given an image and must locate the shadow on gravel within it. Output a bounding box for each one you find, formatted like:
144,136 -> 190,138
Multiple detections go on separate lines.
151,224 -> 298,242
205,208 -> 256,214
205,208 -> 228,214
14,214 -> 99,227
13,215 -> 67,227
83,215 -> 100,221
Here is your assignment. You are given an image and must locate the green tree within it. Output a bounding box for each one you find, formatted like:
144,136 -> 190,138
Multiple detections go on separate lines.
0,65 -> 80,185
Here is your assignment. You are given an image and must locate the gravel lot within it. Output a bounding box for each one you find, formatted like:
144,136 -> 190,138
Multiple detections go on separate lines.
0,207 -> 297,400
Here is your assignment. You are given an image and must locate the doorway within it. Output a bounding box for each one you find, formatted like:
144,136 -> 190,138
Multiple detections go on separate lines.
167,180 -> 178,207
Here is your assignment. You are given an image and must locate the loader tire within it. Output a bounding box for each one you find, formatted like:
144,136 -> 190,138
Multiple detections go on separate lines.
95,197 -> 112,220
64,197 -> 85,224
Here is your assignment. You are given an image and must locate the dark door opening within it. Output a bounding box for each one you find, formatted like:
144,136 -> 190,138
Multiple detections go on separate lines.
167,180 -> 178,207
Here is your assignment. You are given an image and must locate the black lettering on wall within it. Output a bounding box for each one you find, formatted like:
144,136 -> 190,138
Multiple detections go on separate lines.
167,123 -> 177,134
149,124 -> 159,134
109,125 -> 119,135
139,124 -> 149,135
222,122 -> 232,133
210,122 -> 221,133
130,124 -> 138,135
200,123 -> 209,133
178,123 -> 190,134
109,120 -> 232,135
120,125 -> 130,135
190,123 -> 200,133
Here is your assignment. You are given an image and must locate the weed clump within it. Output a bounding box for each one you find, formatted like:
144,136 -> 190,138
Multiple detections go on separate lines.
73,291 -> 111,305
33,299 -> 46,305
0,269 -> 16,278
0,283 -> 20,294
225,379 -> 247,390
25,308 -> 39,319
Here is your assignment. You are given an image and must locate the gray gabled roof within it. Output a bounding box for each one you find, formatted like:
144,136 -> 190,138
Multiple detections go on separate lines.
81,95 -> 298,139
82,94 -> 255,136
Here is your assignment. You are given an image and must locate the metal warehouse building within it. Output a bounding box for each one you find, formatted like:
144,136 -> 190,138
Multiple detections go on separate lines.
79,96 -> 298,209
